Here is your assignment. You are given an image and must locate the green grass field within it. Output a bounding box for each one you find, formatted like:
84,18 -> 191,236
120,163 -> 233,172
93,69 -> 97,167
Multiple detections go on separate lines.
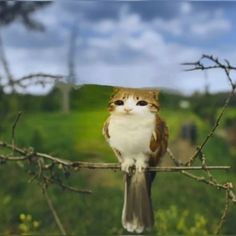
0,85 -> 236,234
3,108 -> 208,158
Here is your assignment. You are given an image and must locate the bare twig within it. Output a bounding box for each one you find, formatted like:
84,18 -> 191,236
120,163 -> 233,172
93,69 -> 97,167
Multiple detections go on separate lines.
182,54 -> 236,75
0,154 -> 32,161
0,142 -> 231,172
42,175 -> 92,194
186,88 -> 235,166
198,149 -> 218,183
0,33 -> 14,90
41,185 -> 67,235
0,33 -> 64,91
2,73 -> 64,90
181,171 -> 230,191
215,190 -> 231,235
167,148 -> 185,166
183,55 -> 236,166
11,111 -> 22,154
174,55 -> 236,233
17,73 -> 64,81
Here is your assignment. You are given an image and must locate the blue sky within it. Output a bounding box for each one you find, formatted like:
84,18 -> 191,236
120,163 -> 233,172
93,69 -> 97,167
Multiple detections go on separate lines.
2,1 -> 236,94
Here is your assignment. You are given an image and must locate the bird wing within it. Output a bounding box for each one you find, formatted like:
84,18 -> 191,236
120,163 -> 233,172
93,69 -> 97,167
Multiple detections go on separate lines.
103,117 -> 123,162
103,117 -> 110,141
149,115 -> 168,166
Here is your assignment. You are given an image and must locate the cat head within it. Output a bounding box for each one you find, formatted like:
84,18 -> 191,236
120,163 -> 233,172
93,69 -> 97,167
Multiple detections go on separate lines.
108,88 -> 160,115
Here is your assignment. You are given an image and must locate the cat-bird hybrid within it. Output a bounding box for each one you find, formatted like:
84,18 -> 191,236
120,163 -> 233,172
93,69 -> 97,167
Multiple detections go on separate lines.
103,88 -> 168,233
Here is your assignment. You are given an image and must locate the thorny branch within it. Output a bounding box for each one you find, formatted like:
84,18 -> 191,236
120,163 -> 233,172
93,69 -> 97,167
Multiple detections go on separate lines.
0,54 -> 236,234
1,72 -> 64,91
179,54 -> 236,233
41,184 -> 67,236
164,55 -> 236,234
0,33 -> 14,90
0,141 -> 230,172
214,190 -> 231,235
0,33 -> 64,91
11,111 -> 22,154
183,55 -> 236,166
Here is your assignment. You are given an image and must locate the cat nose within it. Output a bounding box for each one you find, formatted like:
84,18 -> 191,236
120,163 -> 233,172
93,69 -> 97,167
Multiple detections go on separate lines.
124,107 -> 132,113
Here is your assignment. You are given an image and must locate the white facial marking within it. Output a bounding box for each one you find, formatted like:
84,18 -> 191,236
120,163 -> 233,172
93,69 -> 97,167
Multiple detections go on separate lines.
113,96 -> 150,116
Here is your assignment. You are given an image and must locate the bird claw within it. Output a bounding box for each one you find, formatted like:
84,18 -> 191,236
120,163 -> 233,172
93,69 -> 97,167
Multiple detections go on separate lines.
121,159 -> 135,175
135,160 -> 148,173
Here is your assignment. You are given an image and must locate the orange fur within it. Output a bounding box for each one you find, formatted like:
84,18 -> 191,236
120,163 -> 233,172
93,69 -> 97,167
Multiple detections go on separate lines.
109,88 -> 160,112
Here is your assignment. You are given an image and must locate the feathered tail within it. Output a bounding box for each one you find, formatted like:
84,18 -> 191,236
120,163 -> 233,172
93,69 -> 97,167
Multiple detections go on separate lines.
122,172 -> 154,233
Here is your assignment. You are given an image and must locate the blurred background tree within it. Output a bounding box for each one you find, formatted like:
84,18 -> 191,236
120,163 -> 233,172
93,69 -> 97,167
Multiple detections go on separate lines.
0,2 -> 50,30
0,2 -> 52,131
56,22 -> 78,114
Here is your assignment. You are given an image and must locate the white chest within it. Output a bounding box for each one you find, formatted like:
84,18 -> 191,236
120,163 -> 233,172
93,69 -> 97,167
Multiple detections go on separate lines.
108,114 -> 155,155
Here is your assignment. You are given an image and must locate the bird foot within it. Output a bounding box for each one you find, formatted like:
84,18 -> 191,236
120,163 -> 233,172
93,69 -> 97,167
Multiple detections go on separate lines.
121,159 -> 135,175
135,159 -> 148,173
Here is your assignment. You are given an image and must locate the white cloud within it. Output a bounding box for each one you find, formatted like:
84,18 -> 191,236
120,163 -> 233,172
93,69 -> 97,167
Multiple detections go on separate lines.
190,18 -> 231,37
152,7 -> 231,39
2,2 -> 235,95
95,20 -> 115,34
75,9 -> 235,93
153,18 -> 183,36
189,9 -> 231,37
180,2 -> 192,15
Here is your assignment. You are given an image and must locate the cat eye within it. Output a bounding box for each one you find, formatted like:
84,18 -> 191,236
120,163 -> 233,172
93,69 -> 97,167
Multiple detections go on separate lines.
114,100 -> 124,106
136,100 -> 148,106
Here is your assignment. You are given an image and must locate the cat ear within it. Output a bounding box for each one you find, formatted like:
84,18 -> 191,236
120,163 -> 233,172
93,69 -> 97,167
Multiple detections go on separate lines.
154,90 -> 160,99
149,90 -> 160,100
111,87 -> 120,98
112,87 -> 119,93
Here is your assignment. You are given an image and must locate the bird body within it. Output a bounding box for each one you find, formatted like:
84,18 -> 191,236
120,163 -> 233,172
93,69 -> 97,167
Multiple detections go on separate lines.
103,88 -> 168,233
109,112 -> 155,155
